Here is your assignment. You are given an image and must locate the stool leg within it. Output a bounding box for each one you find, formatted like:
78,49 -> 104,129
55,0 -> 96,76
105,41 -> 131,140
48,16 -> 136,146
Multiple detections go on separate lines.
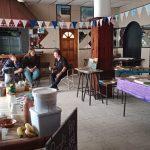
83,74 -> 88,101
77,73 -> 81,97
117,89 -> 119,99
106,85 -> 108,105
112,86 -> 115,99
81,73 -> 84,101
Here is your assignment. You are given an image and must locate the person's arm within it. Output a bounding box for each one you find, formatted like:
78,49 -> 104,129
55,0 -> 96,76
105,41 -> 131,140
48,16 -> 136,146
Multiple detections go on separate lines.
14,60 -> 23,74
51,59 -> 57,73
14,68 -> 23,74
56,58 -> 68,78
56,66 -> 67,79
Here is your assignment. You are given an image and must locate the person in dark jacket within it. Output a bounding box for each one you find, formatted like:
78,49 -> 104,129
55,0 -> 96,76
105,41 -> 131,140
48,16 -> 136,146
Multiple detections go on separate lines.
22,49 -> 40,87
2,54 -> 23,82
50,49 -> 68,90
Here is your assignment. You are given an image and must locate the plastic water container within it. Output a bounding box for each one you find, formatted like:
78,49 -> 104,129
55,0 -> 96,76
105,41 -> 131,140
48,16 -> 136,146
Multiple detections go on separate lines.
30,107 -> 61,137
32,87 -> 57,113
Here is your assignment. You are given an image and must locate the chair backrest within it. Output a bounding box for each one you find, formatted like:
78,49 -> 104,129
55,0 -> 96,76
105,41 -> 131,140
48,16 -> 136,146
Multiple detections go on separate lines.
87,58 -> 98,69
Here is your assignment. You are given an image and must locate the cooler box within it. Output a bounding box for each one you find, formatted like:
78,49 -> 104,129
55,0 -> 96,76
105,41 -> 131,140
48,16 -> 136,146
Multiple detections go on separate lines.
30,107 -> 61,137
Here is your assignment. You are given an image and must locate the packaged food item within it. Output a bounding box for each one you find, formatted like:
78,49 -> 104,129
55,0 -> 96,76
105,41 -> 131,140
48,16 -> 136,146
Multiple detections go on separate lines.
23,94 -> 34,123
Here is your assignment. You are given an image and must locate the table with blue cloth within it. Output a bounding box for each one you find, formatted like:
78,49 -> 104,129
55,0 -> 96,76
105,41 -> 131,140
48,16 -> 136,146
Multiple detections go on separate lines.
115,66 -> 150,77
117,77 -> 150,116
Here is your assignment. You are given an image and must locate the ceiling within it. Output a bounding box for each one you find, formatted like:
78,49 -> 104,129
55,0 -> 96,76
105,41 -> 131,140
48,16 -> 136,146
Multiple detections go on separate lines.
22,0 -> 140,8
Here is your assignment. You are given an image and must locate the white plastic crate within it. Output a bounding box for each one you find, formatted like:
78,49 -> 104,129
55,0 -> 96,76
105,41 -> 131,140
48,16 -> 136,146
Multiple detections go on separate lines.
30,107 -> 61,137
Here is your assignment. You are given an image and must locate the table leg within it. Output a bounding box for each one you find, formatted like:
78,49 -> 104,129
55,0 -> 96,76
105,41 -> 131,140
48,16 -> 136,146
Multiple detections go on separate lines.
89,73 -> 92,106
121,91 -> 124,104
93,74 -> 97,100
123,92 -> 127,117
81,73 -> 84,101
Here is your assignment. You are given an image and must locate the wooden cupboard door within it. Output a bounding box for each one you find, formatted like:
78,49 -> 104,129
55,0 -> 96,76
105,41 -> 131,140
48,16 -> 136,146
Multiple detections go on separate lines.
60,29 -> 78,68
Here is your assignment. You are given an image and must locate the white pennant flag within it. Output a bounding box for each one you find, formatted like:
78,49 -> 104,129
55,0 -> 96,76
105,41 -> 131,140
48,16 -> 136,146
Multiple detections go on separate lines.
5,19 -> 11,26
59,22 -> 64,29
125,11 -> 129,18
65,22 -> 71,29
120,13 -> 124,22
90,21 -> 93,27
79,22 -> 84,28
108,16 -> 111,23
45,21 -> 50,28
13,19 -> 19,27
96,20 -> 99,26
85,22 -> 90,28
137,7 -> 143,17
22,20 -> 27,27
100,19 -> 103,26
0,18 -> 3,25
37,21 -> 43,28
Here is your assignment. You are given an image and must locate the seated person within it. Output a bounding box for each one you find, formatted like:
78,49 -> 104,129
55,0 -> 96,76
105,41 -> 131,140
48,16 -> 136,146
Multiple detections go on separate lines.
50,49 -> 68,90
22,49 -> 40,87
2,54 -> 23,82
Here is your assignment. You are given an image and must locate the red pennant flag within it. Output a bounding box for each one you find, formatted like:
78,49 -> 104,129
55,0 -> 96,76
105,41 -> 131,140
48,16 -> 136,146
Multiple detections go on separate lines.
17,20 -> 24,28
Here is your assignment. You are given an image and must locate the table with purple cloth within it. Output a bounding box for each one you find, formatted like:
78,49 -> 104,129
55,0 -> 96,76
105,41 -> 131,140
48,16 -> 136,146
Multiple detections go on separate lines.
117,78 -> 150,116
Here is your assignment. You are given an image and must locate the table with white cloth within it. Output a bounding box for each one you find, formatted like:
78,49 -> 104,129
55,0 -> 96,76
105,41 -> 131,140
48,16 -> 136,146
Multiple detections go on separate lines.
117,77 -> 150,116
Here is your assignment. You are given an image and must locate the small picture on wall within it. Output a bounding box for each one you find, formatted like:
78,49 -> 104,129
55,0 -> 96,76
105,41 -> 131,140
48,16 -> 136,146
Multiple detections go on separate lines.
80,6 -> 94,22
56,4 -> 71,22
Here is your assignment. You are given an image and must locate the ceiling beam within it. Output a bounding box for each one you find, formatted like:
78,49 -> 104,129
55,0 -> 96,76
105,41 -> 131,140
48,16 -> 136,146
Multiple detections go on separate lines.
67,0 -> 75,5
81,1 -> 91,6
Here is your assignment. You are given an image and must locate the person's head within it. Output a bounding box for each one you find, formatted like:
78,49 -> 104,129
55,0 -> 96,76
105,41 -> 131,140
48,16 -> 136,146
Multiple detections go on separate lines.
28,49 -> 35,57
53,49 -> 61,59
9,54 -> 17,62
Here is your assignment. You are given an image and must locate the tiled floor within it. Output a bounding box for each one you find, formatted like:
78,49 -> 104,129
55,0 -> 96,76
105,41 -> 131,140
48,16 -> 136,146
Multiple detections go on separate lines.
40,78 -> 150,150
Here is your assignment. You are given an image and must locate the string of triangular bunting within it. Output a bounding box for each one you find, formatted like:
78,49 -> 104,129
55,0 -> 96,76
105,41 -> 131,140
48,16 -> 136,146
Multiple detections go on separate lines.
0,3 -> 149,29
0,17 -> 115,29
115,3 -> 150,22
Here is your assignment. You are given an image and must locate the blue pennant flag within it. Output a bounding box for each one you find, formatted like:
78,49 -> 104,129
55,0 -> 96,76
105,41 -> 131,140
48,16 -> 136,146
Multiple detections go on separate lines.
30,20 -> 38,28
92,20 -> 97,27
72,21 -> 77,29
52,21 -> 57,29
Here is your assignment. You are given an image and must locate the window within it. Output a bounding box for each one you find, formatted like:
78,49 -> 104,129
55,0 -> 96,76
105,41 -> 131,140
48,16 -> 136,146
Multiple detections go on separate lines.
63,32 -> 74,39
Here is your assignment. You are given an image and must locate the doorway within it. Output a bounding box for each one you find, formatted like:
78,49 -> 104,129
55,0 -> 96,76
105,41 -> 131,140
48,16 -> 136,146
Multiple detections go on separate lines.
60,29 -> 78,68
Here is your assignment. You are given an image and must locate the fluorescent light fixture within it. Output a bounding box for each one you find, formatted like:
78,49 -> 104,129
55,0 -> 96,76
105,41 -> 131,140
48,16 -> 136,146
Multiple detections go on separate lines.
17,0 -> 25,2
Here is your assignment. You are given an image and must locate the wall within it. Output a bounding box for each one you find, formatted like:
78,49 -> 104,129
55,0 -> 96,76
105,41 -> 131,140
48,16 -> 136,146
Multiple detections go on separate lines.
0,0 -> 35,19
35,28 -> 91,68
40,28 -> 59,49
27,4 -> 80,21
116,1 -> 150,67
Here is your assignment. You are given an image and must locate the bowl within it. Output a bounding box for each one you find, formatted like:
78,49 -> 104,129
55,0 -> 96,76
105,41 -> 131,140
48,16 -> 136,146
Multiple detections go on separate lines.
0,118 -> 17,128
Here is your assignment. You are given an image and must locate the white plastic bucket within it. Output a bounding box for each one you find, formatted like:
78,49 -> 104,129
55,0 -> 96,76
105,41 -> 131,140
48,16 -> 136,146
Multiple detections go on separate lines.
32,87 -> 57,113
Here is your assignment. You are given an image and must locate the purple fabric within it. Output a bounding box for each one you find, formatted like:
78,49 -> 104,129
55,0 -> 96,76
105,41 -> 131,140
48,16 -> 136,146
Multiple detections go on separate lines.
117,79 -> 150,102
